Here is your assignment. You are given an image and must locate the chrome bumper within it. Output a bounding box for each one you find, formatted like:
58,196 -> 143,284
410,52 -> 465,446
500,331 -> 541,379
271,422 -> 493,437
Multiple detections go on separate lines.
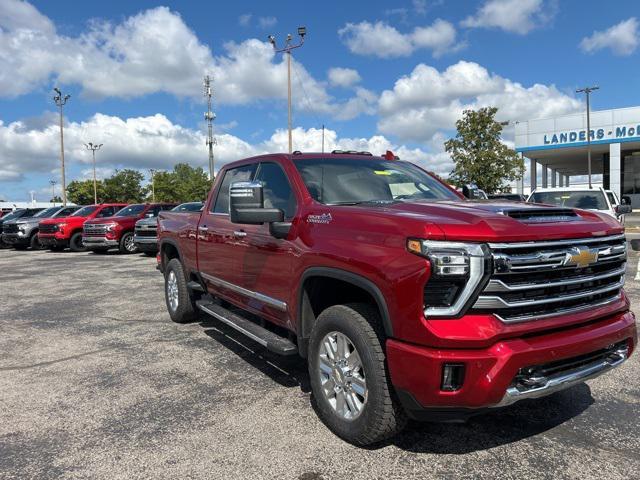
133,235 -> 157,245
82,237 -> 118,248
493,343 -> 629,408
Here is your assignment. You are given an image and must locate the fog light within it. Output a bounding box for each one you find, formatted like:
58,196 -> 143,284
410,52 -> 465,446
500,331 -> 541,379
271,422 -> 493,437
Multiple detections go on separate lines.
441,363 -> 465,391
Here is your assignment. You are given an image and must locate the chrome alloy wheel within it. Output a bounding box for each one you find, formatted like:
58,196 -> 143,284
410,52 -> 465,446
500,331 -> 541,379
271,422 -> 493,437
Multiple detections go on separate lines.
317,331 -> 367,420
124,234 -> 136,252
166,270 -> 179,311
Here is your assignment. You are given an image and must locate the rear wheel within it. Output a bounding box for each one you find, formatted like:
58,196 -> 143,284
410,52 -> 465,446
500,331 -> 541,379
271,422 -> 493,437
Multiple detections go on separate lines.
119,232 -> 137,254
30,234 -> 43,250
69,232 -> 85,252
164,258 -> 198,323
308,303 -> 405,446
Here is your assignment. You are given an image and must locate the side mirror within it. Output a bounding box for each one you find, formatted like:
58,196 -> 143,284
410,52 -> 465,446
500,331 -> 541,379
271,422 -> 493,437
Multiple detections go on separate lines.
622,195 -> 631,205
462,184 -> 480,199
229,181 -> 284,225
615,204 -> 632,215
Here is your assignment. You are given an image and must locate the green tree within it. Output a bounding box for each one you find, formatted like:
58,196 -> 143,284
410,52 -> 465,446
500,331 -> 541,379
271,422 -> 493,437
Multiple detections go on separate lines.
149,163 -> 212,202
50,195 -> 63,204
445,107 -> 524,194
67,179 -> 105,205
103,169 -> 145,203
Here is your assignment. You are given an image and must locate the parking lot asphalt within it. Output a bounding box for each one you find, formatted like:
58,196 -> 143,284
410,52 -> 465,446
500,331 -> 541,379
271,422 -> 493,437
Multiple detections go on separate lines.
1,248 -> 639,480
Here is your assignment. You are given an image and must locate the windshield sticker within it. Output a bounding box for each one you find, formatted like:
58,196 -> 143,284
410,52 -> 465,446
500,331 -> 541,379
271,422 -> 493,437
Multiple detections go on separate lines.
307,213 -> 332,224
373,169 -> 400,176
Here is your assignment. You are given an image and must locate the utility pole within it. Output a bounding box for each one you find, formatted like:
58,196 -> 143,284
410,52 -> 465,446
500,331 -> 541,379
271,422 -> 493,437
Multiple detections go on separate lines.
53,87 -> 70,206
49,180 -> 56,205
268,26 -> 306,153
84,142 -> 103,204
576,86 -> 599,189
204,75 -> 216,180
149,169 -> 156,202
322,124 -> 325,153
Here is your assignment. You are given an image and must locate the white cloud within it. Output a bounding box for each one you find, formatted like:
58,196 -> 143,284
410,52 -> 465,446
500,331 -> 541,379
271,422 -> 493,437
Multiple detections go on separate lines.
328,67 -> 361,88
338,19 -> 461,58
238,13 -> 252,27
580,18 -> 639,56
258,16 -> 277,29
461,0 -> 554,35
377,61 -> 581,142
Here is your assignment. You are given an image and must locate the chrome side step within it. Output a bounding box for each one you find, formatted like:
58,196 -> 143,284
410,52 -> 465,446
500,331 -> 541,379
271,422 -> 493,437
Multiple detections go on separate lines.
196,300 -> 298,356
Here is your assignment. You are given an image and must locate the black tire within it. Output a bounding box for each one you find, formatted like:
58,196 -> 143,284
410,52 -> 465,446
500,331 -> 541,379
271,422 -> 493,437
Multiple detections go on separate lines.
308,303 -> 406,446
164,258 -> 198,323
69,232 -> 86,252
30,234 -> 43,250
118,232 -> 137,254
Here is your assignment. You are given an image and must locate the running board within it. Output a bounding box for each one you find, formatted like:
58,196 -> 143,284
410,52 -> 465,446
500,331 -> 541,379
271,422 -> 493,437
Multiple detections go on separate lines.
196,301 -> 298,356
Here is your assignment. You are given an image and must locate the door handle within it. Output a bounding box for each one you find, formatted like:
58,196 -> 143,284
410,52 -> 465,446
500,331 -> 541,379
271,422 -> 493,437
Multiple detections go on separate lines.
233,230 -> 247,238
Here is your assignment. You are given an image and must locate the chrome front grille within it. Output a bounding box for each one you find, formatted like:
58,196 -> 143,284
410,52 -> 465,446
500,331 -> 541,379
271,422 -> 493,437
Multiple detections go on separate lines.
39,223 -> 58,234
135,225 -> 157,237
473,234 -> 626,323
83,224 -> 107,236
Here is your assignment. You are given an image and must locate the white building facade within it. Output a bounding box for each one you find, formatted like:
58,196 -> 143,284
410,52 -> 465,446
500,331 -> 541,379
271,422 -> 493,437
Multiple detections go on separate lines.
515,106 -> 640,207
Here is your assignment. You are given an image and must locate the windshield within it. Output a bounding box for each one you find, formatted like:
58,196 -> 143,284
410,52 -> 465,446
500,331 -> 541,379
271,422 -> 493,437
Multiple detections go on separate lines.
172,202 -> 203,212
294,158 -> 459,205
33,207 -> 61,218
115,204 -> 146,217
71,206 -> 98,217
1,210 -> 24,221
530,190 -> 608,210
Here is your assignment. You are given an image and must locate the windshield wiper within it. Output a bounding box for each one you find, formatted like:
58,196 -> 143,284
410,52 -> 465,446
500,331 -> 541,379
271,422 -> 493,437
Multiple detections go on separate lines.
327,200 -> 397,206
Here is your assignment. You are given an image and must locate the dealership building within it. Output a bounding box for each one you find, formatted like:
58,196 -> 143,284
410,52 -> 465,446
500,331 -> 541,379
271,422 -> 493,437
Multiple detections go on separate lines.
515,106 -> 640,207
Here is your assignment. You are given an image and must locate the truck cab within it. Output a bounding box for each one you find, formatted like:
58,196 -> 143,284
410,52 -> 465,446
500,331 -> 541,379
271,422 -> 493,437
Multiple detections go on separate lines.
158,152 -> 636,446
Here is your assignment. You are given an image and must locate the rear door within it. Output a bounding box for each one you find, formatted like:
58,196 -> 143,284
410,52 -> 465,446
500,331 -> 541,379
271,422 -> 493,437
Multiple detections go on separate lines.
197,163 -> 257,300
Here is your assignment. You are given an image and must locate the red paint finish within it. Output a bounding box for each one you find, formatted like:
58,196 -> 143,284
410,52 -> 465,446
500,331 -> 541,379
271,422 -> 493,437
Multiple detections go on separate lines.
159,152 -> 636,412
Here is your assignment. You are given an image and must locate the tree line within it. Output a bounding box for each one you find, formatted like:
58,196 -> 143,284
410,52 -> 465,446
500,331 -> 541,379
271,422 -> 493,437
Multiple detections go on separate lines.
65,163 -> 212,205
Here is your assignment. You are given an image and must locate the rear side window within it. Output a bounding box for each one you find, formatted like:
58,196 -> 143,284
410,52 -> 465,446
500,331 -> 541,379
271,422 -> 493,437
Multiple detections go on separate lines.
97,206 -> 116,217
255,162 -> 297,219
212,164 -> 257,213
57,207 -> 78,216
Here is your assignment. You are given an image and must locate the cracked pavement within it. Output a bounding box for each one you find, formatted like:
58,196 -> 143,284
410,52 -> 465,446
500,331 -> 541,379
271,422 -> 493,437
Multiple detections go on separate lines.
0,247 -> 638,479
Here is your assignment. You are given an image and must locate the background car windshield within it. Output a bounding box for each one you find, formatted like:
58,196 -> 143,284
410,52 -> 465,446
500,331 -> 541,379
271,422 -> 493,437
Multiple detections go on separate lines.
1,210 -> 24,221
115,204 -> 145,216
172,202 -> 203,212
295,158 -> 459,204
33,207 -> 60,218
71,206 -> 98,217
530,191 -> 608,210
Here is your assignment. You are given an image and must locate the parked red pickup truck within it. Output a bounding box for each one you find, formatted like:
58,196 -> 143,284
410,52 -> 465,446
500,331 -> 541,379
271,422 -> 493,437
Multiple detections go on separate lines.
158,151 -> 636,445
83,203 -> 176,254
39,203 -> 127,252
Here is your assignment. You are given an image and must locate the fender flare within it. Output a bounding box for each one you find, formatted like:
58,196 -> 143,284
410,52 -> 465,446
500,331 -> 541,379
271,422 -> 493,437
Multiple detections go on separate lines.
298,267 -> 394,339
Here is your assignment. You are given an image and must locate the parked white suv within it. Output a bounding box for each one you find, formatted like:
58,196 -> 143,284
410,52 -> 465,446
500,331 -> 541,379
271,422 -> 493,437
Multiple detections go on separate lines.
527,186 -> 632,224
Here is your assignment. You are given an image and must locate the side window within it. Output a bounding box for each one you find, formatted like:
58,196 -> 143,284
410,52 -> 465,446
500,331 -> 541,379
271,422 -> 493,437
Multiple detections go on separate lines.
255,162 -> 297,219
212,164 -> 257,213
149,206 -> 163,217
59,207 -> 76,216
97,207 -> 114,217
161,204 -> 176,211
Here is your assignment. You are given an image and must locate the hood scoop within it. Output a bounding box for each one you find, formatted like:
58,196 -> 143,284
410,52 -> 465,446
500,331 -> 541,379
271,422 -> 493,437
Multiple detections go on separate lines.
502,208 -> 579,223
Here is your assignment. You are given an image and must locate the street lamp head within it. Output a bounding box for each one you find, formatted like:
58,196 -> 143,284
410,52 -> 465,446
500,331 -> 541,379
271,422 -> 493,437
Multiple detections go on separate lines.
286,33 -> 292,43
268,35 -> 276,45
53,87 -> 61,95
297,26 -> 306,37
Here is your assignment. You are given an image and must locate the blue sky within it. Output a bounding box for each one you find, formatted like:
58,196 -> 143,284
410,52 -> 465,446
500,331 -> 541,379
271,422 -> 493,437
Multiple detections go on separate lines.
1,0 -> 639,201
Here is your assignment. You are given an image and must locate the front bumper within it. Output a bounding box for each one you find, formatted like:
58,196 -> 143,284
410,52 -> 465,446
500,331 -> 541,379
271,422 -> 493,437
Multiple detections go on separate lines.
387,310 -> 637,418
39,235 -> 69,248
134,235 -> 158,252
2,233 -> 28,246
82,236 -> 119,249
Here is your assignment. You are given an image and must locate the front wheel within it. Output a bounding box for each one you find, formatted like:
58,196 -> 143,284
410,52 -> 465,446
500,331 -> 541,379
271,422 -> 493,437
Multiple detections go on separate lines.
308,303 -> 405,446
30,234 -> 43,250
69,232 -> 86,252
164,258 -> 198,323
118,232 -> 137,254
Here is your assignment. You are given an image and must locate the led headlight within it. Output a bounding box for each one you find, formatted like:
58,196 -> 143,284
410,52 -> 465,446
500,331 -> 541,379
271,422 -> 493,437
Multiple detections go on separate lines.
408,239 -> 490,317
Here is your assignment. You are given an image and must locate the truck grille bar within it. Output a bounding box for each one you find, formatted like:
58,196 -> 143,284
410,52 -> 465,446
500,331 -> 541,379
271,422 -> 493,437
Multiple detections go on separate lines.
83,224 -> 108,236
473,234 -> 627,323
39,224 -> 58,234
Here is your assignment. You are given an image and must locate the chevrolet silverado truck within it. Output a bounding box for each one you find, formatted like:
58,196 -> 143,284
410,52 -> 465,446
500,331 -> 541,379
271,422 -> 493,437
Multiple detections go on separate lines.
0,208 -> 44,247
134,202 -> 202,256
157,152 -> 636,445
83,203 -> 176,254
39,203 -> 128,252
3,206 -> 79,250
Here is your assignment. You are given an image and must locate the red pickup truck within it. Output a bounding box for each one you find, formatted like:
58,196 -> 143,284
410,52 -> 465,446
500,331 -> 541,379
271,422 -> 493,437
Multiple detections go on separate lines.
83,203 -> 176,254
158,151 -> 636,445
39,203 -> 127,252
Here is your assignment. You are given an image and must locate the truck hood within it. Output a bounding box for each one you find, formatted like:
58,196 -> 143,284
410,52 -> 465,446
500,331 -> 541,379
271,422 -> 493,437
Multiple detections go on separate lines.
345,200 -> 623,242
40,216 -> 86,225
135,216 -> 157,227
85,216 -> 139,226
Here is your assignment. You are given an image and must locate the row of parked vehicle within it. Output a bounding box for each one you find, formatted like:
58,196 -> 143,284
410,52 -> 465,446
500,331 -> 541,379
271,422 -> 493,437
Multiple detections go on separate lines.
0,201 -> 203,255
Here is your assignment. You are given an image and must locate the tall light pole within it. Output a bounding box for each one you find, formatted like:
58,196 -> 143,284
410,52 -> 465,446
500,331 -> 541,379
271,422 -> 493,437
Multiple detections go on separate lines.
53,87 -> 70,206
149,169 -> 156,202
49,180 -> 57,205
84,143 -> 103,204
268,26 -> 306,153
203,75 -> 216,180
576,86 -> 599,189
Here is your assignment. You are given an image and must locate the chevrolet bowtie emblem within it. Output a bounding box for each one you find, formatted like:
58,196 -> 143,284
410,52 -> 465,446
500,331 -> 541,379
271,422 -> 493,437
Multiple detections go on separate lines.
563,246 -> 599,268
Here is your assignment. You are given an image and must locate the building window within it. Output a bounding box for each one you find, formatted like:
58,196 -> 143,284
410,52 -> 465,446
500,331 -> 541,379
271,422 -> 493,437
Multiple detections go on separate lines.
622,152 -> 640,195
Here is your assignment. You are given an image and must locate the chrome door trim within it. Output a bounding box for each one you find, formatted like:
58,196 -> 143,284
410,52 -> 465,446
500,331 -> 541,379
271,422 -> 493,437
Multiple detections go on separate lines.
200,272 -> 288,312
